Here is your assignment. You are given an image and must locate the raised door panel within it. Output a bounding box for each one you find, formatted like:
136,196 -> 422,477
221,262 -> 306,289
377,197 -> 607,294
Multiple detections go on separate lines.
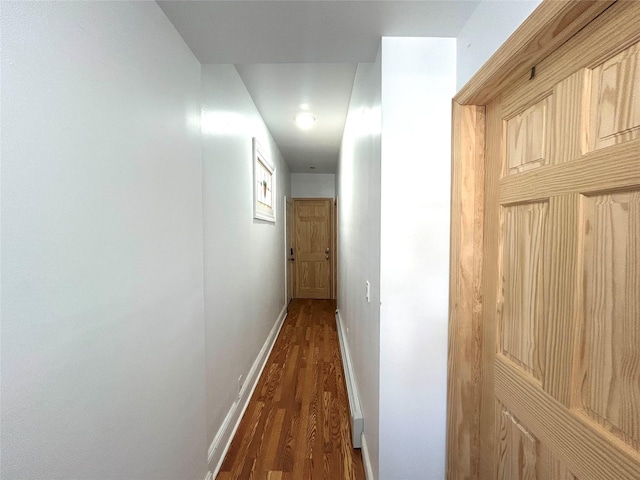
579,190 -> 640,450
542,194 -> 581,406
497,405 -> 538,480
505,96 -> 552,176
590,42 -> 640,151
500,202 -> 548,381
550,70 -> 590,164
495,403 -> 580,480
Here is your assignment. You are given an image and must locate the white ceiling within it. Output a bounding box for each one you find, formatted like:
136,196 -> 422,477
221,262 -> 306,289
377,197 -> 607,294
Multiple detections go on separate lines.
235,63 -> 357,173
158,0 -> 481,173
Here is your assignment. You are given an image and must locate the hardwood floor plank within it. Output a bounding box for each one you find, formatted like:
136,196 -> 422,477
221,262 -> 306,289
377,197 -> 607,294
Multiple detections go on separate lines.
278,403 -> 298,472
322,391 -> 332,453
263,408 -> 286,470
216,299 -> 365,479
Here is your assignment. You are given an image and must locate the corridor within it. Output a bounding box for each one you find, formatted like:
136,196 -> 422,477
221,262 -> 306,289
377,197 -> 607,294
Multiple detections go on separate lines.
217,299 -> 365,480
2,2 -> 511,478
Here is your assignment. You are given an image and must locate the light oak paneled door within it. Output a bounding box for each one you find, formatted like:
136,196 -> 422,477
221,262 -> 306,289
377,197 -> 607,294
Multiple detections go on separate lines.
294,199 -> 332,299
447,1 -> 640,479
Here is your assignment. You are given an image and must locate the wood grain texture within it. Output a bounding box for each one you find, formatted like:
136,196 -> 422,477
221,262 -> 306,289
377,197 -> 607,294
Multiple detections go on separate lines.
590,41 -> 640,151
579,191 -> 640,450
446,102 -> 485,480
538,445 -> 577,480
501,202 -> 548,381
294,200 -> 332,299
217,299 -> 364,480
496,355 -> 640,480
449,3 -> 640,479
502,1 -> 640,119
550,70 -> 590,165
505,96 -> 551,176
500,138 -> 640,205
497,405 -> 538,480
542,194 -> 581,407
455,0 -> 615,105
478,97 -> 505,480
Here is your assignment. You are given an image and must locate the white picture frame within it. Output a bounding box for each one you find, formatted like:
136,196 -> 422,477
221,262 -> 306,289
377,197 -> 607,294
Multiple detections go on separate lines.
253,138 -> 276,223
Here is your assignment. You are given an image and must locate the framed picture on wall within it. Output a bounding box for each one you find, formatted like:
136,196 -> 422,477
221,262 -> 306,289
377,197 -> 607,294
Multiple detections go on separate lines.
253,138 -> 276,222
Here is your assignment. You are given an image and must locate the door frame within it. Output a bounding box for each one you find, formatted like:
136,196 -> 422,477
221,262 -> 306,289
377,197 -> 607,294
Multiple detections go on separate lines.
284,196 -> 294,309
333,197 -> 338,301
446,1 -> 616,478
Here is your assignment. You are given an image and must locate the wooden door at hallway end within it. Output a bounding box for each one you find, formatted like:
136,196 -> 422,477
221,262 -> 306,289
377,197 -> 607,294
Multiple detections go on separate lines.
447,1 -> 640,479
293,199 -> 332,299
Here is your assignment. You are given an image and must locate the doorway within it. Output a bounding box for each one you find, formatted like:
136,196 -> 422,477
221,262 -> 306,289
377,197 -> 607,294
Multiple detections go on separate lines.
285,196 -> 294,309
293,198 -> 334,299
446,2 -> 640,478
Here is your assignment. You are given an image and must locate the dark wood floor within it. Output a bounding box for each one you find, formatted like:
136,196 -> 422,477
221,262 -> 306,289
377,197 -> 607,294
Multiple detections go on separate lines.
217,299 -> 365,480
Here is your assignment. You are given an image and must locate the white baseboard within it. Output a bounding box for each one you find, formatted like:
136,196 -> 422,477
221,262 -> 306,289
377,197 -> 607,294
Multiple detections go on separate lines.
361,433 -> 375,480
335,309 -> 364,448
207,304 -> 288,476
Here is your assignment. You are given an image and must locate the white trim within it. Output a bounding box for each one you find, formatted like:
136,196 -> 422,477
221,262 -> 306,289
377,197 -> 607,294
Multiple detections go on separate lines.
207,304 -> 288,475
361,433 -> 375,480
335,309 -> 364,448
204,471 -> 213,480
253,137 -> 276,223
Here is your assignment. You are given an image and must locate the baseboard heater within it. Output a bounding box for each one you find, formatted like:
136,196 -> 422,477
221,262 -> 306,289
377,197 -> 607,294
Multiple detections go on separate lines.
335,310 -> 364,448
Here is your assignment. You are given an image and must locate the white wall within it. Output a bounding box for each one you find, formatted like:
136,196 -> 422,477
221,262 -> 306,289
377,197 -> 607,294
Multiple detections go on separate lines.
201,65 -> 291,467
456,0 -> 541,90
1,2 -> 207,479
339,37 -> 455,480
291,173 -> 335,198
378,37 -> 455,480
337,51 -> 382,479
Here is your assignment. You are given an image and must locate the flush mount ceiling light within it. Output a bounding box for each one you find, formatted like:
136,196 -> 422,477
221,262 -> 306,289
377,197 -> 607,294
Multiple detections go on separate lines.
295,112 -> 316,130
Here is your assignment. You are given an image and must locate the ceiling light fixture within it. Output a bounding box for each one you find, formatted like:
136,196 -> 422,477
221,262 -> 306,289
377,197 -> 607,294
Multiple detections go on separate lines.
295,112 -> 316,130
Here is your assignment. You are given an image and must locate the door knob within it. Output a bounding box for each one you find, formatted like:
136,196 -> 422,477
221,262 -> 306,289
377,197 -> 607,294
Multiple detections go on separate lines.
325,247 -> 330,254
